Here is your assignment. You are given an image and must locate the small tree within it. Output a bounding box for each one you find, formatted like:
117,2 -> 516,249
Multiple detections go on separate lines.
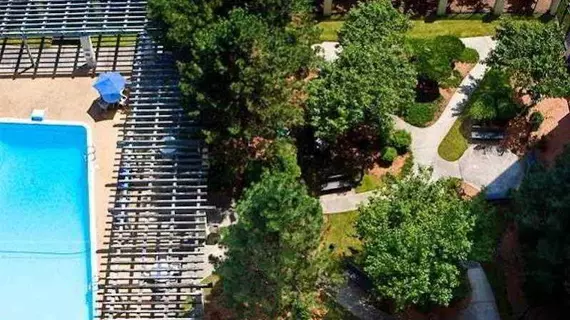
307,43 -> 416,141
389,129 -> 412,154
217,171 -> 324,318
487,20 -> 570,99
357,170 -> 496,309
338,0 -> 410,46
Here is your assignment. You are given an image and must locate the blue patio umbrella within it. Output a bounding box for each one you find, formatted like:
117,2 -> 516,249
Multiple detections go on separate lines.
93,72 -> 126,103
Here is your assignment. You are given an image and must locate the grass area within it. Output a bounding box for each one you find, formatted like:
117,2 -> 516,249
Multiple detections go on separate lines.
438,117 -> 470,161
3,35 -> 138,48
355,174 -> 384,193
317,18 -> 499,42
98,35 -> 138,47
407,19 -> 500,39
321,211 -> 362,257
318,20 -> 344,41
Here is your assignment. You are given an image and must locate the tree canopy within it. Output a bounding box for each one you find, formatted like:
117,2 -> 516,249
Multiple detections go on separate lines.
307,43 -> 416,141
513,147 -> 570,306
338,0 -> 410,46
357,170 -> 496,309
487,20 -> 570,99
217,171 -> 324,318
307,0 -> 415,142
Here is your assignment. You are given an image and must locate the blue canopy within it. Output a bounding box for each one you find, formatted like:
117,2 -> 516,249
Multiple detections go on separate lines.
93,72 -> 126,103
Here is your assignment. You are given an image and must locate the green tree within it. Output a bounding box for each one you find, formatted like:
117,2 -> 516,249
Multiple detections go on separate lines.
513,147 -> 570,306
179,8 -> 317,192
147,0 -> 221,53
307,43 -> 416,141
357,170 -> 495,309
217,171 -> 324,318
224,0 -> 312,25
467,70 -> 517,121
487,20 -> 570,99
338,0 -> 410,46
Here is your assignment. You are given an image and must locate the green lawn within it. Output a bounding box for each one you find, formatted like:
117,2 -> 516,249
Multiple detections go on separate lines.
318,20 -> 344,41
317,19 -> 500,42
407,19 -> 500,39
355,174 -> 383,193
316,15 -> 545,42
321,211 -> 362,257
3,35 -> 138,48
438,117 -> 470,161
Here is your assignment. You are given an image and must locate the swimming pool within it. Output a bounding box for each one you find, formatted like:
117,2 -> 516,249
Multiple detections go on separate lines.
0,121 -> 95,320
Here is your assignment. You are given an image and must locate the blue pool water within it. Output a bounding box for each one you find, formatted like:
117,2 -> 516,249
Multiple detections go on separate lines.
0,122 -> 93,320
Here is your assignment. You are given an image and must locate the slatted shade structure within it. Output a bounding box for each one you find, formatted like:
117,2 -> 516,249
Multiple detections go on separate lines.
97,33 -> 211,319
0,35 -> 136,78
0,0 -> 148,37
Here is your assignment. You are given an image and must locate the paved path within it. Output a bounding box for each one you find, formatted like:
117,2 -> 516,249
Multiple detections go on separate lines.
320,37 -> 525,213
459,262 -> 501,320
393,37 -> 496,178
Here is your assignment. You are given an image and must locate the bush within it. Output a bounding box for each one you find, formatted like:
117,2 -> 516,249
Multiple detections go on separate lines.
389,129 -> 412,154
381,146 -> 398,163
400,152 -> 414,177
410,36 -> 465,83
440,69 -> 463,89
404,102 -> 437,127
468,94 -> 497,121
467,70 -> 517,122
530,111 -> 544,131
459,48 -> 479,63
436,35 -> 466,61
338,0 -> 410,46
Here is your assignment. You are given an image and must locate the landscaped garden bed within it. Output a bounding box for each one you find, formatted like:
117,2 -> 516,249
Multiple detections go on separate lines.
404,36 -> 478,127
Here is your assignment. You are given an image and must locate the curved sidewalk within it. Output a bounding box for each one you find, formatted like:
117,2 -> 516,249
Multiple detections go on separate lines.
320,37 -> 497,214
393,36 -> 496,179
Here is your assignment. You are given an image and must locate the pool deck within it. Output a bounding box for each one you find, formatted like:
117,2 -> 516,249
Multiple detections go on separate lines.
0,77 -> 120,268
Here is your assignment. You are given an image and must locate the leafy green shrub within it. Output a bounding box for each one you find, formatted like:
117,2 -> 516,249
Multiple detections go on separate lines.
436,35 -> 465,61
404,102 -> 437,127
400,152 -> 414,178
409,36 -> 465,83
389,129 -> 412,154
440,69 -> 463,89
530,111 -> 544,131
467,70 -> 517,122
468,93 -> 497,121
458,48 -> 479,63
381,146 -> 398,163
338,0 -> 410,46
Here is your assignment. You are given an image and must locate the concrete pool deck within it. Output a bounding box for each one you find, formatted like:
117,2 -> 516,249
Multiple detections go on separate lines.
0,77 -> 120,268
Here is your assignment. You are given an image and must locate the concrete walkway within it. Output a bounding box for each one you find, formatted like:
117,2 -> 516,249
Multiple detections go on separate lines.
459,262 -> 501,320
393,37 -> 496,178
320,37 -> 520,213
